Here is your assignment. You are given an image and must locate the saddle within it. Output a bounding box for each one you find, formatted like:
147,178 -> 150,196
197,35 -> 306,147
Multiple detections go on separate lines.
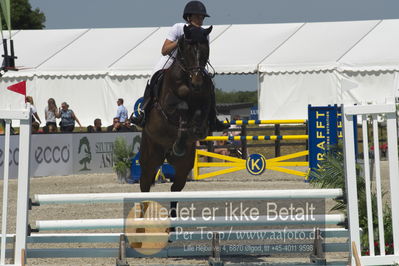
150,70 -> 165,100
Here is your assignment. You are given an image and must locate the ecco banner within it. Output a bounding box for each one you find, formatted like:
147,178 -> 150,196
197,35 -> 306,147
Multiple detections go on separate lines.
0,132 -> 141,178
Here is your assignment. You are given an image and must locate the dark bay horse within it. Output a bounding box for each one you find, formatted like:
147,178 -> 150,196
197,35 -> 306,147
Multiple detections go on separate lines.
139,25 -> 213,200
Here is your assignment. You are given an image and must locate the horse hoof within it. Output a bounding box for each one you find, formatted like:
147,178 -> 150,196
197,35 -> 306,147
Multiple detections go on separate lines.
172,144 -> 185,157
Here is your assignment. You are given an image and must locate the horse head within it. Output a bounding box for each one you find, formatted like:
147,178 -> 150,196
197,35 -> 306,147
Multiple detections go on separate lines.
176,25 -> 212,90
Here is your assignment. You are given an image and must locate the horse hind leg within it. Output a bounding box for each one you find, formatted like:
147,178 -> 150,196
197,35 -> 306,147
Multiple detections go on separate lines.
139,132 -> 166,192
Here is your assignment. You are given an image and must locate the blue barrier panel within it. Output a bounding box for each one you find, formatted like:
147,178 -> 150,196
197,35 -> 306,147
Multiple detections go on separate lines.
308,105 -> 358,177
250,106 -> 258,120
130,152 -> 141,183
130,152 -> 175,182
308,105 -> 339,171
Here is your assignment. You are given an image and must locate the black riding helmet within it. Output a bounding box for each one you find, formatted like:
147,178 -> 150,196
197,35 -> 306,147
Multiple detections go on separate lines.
183,1 -> 210,21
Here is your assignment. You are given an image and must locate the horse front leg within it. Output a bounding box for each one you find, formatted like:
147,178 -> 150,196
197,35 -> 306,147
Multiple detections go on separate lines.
168,144 -> 196,232
172,102 -> 189,157
191,109 -> 209,139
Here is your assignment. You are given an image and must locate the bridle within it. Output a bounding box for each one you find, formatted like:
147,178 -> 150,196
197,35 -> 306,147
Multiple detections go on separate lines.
175,38 -> 209,78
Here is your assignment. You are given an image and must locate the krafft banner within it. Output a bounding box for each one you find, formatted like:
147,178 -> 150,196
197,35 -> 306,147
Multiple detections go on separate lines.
308,105 -> 340,172
0,132 -> 141,178
308,105 -> 356,173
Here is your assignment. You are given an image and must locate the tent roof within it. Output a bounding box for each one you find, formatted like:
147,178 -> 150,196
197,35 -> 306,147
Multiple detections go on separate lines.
210,23 -> 303,74
339,20 -> 399,71
258,20 -> 380,73
109,25 -> 230,76
3,19 -> 399,77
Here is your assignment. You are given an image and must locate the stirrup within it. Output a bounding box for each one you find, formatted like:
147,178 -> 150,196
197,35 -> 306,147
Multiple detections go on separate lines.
131,113 -> 145,127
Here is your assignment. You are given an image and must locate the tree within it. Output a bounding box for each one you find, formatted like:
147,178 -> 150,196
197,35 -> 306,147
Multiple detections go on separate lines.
1,0 -> 45,30
214,88 -> 257,105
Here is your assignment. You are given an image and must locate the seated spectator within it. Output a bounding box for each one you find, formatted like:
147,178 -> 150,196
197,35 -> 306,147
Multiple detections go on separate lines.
31,121 -> 40,134
214,131 -> 230,156
107,117 -> 121,132
120,120 -> 137,132
87,118 -> 103,133
196,140 -> 207,151
230,115 -> 241,136
42,125 -> 50,134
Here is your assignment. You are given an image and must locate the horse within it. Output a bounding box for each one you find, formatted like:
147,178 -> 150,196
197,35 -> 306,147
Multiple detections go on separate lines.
138,25 -> 213,214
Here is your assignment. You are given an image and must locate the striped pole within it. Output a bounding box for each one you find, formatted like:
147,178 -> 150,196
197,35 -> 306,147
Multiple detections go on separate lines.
203,135 -> 308,141
224,119 -> 306,125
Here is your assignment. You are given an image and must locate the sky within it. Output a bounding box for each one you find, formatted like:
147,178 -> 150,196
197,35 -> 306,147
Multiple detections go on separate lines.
29,0 -> 399,92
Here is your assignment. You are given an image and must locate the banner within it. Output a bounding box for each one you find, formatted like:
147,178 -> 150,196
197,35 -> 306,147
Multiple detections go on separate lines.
308,105 -> 357,173
0,132 -> 141,179
308,105 -> 340,171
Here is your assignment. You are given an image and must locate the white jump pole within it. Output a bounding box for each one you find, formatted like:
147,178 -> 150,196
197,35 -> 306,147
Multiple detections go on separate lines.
15,106 -> 31,266
0,119 -> 11,265
35,214 -> 345,231
0,106 -> 31,266
23,228 -> 350,243
33,188 -> 343,205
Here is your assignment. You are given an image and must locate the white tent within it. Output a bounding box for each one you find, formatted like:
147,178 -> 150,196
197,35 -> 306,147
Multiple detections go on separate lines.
338,20 -> 399,108
0,25 -> 235,126
259,20 -> 390,120
1,20 -> 399,125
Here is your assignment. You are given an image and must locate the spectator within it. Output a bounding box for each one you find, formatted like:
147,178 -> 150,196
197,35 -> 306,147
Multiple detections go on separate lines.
57,102 -> 82,132
31,121 -> 40,134
1,119 -> 15,134
229,115 -> 244,157
45,98 -> 59,132
116,98 -> 128,123
107,117 -> 121,132
87,118 -> 103,133
230,115 -> 241,136
214,131 -> 230,156
26,96 -> 42,125
120,120 -> 137,132
42,125 -> 50,134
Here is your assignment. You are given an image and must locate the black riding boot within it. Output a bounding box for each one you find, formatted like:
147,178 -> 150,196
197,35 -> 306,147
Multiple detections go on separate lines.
131,71 -> 164,127
130,82 -> 151,127
209,87 -> 230,132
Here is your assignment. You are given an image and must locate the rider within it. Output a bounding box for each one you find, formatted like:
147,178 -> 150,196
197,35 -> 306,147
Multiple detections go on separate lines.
131,0 -> 229,132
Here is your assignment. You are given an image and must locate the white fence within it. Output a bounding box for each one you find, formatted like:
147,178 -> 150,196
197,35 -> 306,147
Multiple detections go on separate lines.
1,106 -> 31,266
343,102 -> 399,265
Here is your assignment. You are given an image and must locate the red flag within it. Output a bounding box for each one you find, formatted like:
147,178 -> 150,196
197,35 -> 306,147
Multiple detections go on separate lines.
7,81 -> 26,96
